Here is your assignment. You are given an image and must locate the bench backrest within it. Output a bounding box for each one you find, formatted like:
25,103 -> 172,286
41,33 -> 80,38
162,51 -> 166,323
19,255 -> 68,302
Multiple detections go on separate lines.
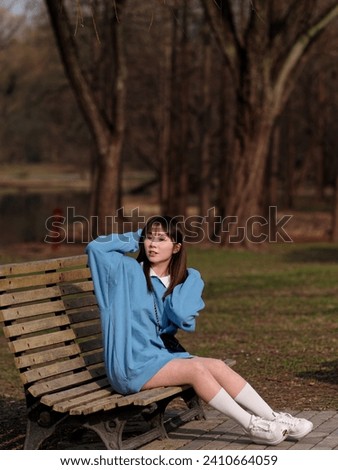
0,255 -> 108,400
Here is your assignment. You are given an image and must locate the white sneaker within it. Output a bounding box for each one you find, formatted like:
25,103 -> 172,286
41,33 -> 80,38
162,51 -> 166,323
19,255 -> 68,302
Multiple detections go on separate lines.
245,415 -> 288,445
273,412 -> 313,440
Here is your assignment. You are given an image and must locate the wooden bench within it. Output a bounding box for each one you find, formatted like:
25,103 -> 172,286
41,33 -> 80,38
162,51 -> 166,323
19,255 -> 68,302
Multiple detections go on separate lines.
0,254 -> 235,450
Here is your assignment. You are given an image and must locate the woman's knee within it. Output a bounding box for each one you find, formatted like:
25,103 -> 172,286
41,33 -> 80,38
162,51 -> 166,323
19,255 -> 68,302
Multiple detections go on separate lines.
195,357 -> 229,373
190,357 -> 215,376
213,358 -> 229,370
189,358 -> 222,378
195,357 -> 240,381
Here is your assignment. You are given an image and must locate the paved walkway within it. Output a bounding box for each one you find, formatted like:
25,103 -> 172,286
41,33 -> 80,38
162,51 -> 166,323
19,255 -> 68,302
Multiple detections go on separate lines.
140,408 -> 338,450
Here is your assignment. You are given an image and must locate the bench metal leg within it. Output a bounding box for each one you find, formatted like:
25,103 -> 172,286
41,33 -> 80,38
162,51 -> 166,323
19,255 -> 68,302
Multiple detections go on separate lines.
81,404 -> 168,450
24,419 -> 54,450
182,388 -> 205,420
24,410 -> 68,450
82,415 -> 126,450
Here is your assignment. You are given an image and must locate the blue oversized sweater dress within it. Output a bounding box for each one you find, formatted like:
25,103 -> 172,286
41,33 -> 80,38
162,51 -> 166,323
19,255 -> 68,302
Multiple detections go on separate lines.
86,230 -> 205,395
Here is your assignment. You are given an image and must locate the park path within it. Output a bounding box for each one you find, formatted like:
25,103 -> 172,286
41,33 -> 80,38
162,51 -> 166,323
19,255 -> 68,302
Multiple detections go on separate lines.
140,408 -> 338,450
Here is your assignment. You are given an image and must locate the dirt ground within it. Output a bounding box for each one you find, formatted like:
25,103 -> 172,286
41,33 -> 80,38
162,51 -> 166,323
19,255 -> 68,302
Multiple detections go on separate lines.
0,396 -> 26,450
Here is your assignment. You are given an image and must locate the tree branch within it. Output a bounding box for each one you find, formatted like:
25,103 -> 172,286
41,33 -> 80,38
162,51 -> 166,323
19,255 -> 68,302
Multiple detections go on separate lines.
44,0 -> 110,152
201,0 -> 241,82
272,3 -> 338,117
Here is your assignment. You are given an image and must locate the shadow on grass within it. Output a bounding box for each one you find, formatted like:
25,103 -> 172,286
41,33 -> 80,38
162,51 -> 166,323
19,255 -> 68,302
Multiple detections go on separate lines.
284,246 -> 338,264
297,359 -> 338,385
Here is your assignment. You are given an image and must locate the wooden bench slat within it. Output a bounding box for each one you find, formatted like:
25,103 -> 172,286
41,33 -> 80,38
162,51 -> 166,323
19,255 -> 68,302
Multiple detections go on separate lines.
73,322 -> 102,339
116,386 -> 187,407
70,393 -> 123,415
82,350 -> 103,366
15,343 -> 81,369
41,377 -> 111,406
20,357 -> 86,384
28,366 -> 106,397
64,295 -> 97,309
78,337 -> 103,354
0,285 -> 63,307
134,386 -> 191,405
8,329 -> 76,354
1,298 -> 98,324
67,308 -> 100,324
0,283 -> 95,309
0,299 -> 65,322
59,281 -> 94,295
0,255 -> 88,276
53,388 -> 114,413
74,386 -> 181,417
15,346 -> 102,372
3,315 -> 71,338
0,268 -> 91,291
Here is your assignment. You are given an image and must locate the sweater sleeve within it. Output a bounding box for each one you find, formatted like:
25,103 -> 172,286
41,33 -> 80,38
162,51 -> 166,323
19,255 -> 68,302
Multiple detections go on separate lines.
85,230 -> 141,309
163,268 -> 205,332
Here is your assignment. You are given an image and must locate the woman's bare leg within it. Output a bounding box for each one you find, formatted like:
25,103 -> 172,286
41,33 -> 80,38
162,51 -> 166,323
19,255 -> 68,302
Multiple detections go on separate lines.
142,356 -> 255,429
142,356 -> 293,444
190,357 -> 247,397
143,356 -> 277,422
142,356 -> 246,402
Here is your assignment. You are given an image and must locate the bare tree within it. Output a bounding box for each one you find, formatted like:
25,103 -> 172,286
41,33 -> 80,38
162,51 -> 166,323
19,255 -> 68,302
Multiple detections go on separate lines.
44,0 -> 126,236
159,2 -> 178,214
202,0 -> 338,245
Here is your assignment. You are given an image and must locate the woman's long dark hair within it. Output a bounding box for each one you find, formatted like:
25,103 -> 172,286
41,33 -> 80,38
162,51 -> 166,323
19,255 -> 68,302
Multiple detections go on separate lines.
137,215 -> 187,297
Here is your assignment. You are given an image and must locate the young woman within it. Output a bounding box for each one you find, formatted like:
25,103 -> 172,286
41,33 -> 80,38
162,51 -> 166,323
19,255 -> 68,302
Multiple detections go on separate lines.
86,215 -> 313,446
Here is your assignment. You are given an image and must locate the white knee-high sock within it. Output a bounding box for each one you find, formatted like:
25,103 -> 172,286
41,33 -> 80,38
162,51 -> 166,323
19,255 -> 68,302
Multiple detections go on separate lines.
208,388 -> 252,429
234,383 -> 275,420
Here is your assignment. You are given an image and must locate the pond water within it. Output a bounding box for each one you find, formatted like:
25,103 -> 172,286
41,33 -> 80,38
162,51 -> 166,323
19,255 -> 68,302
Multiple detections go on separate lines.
0,192 -> 91,244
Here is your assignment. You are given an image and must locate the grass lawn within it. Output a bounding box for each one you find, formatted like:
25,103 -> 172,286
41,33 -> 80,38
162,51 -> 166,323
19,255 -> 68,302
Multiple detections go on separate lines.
0,241 -> 337,410
180,242 -> 338,410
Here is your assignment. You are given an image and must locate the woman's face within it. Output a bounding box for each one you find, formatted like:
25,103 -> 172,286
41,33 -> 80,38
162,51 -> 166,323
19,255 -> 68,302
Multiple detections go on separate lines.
144,223 -> 180,270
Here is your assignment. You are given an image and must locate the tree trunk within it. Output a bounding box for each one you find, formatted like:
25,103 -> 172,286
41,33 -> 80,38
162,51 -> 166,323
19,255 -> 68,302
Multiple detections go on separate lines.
175,0 -> 189,217
160,1 -> 191,218
332,173 -> 338,242
202,0 -> 338,247
285,113 -> 296,209
44,0 -> 126,237
269,123 -> 280,209
266,122 -> 281,242
222,113 -> 274,245
159,7 -> 176,214
316,73 -> 326,201
199,26 -> 213,239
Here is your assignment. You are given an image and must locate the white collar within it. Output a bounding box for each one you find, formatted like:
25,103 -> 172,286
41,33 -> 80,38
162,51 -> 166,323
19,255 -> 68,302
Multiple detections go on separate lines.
149,267 -> 170,288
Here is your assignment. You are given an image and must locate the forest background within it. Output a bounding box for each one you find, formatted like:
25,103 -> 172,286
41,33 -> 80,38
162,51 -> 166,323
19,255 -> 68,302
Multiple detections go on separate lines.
0,1 -> 338,449
1,0 -> 338,249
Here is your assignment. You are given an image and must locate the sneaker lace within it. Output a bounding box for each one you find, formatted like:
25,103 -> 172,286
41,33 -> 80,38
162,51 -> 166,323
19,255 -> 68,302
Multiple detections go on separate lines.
276,412 -> 299,428
250,417 -> 272,433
